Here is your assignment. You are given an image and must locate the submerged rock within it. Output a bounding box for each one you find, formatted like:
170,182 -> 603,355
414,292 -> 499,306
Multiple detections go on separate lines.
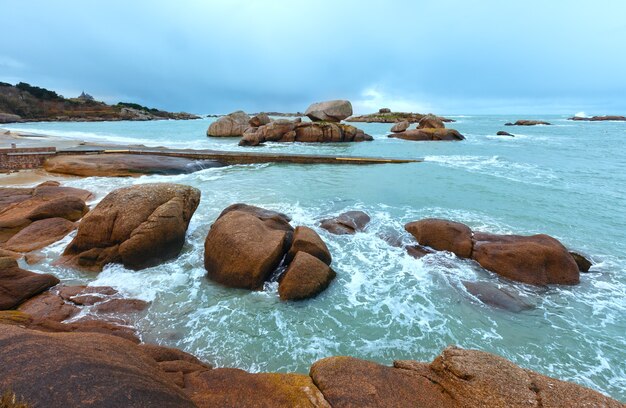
206,110 -> 251,137
44,154 -> 223,177
504,120 -> 551,126
388,128 -> 465,141
472,232 -> 579,285
0,257 -> 59,310
405,244 -> 434,259
61,183 -> 200,271
462,281 -> 534,312
204,204 -> 294,289
278,251 -> 336,301
320,211 -> 371,235
405,218 -> 473,258
0,181 -> 91,244
305,100 -> 353,122
496,130 -> 515,136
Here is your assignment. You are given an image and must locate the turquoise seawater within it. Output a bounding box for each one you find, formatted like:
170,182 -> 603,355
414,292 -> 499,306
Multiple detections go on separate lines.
4,116 -> 626,400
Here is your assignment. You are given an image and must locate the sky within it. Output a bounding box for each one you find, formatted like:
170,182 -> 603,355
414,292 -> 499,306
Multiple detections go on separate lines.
1,0 -> 625,115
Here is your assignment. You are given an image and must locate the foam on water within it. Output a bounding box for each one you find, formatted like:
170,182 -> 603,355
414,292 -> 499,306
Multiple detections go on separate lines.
10,115 -> 626,401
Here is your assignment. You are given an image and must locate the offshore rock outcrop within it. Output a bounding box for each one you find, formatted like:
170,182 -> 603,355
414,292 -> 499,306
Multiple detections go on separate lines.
204,204 -> 336,300
568,115 -> 626,121
505,120 -> 552,126
387,116 -> 465,142
347,111 -> 455,123
62,183 -> 200,271
305,100 -> 353,122
239,119 -> 373,146
206,110 -> 251,137
405,218 -> 580,285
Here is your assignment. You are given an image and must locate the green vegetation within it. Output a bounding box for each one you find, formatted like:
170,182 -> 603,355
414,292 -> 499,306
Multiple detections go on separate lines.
117,102 -> 161,113
15,82 -> 62,100
0,82 -> 12,87
0,390 -> 30,408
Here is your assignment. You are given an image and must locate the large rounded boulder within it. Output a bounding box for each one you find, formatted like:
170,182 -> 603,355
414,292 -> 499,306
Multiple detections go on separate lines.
472,233 -> 580,285
204,204 -> 294,289
61,183 -> 200,271
320,211 -> 371,235
285,226 -> 332,265
278,252 -> 336,301
417,114 -> 445,129
207,110 -> 251,137
0,257 -> 59,310
404,218 -> 473,258
305,100 -> 353,122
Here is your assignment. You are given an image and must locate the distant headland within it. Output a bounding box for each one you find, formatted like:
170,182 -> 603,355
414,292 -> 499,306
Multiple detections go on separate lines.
0,82 -> 200,123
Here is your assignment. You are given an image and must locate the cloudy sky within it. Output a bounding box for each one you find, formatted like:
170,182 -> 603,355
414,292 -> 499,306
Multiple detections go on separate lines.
1,0 -> 625,114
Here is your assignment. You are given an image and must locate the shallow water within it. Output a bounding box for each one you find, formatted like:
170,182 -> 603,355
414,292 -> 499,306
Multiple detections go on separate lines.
5,116 -> 626,400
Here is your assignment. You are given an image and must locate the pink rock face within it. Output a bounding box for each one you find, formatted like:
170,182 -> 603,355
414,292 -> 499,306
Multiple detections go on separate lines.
404,218 -> 473,258
206,110 -> 251,136
278,251 -> 336,301
305,100 -> 353,122
0,257 -> 59,310
472,233 -> 580,285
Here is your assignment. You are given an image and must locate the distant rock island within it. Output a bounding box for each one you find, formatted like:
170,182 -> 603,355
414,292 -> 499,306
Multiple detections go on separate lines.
0,82 -> 200,123
346,108 -> 454,123
568,115 -> 626,121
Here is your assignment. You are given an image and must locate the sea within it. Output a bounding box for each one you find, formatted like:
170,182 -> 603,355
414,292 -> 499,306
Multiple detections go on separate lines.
3,115 -> 626,400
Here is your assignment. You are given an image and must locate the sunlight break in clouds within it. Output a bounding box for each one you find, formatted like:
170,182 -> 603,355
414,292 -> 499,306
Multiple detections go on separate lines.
352,86 -> 434,115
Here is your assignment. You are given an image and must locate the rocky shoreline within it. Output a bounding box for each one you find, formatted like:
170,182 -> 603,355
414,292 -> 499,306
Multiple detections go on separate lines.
1,179 -> 623,406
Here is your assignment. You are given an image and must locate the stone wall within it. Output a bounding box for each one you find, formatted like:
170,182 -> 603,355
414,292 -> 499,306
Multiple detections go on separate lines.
0,147 -> 56,171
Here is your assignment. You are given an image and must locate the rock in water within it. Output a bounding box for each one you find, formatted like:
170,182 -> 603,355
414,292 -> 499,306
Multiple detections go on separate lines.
472,232 -> 579,285
0,181 -> 91,243
388,128 -> 465,141
320,211 -> 371,235
504,120 -> 551,126
0,257 -> 59,310
462,281 -> 533,312
285,226 -> 332,265
44,154 -> 223,177
569,251 -> 593,272
305,100 -> 353,122
390,120 -> 410,133
496,130 -> 515,136
2,217 -> 75,252
206,110 -> 251,136
61,183 -> 200,271
417,114 -> 445,129
204,204 -> 294,289
278,252 -> 336,301
239,120 -> 372,146
0,325 -> 196,407
405,218 -> 473,258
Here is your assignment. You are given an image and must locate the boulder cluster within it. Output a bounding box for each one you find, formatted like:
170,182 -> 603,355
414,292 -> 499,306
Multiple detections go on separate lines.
388,114 -> 465,141
207,100 -> 373,146
204,204 -> 335,300
404,218 -> 588,286
505,119 -> 552,126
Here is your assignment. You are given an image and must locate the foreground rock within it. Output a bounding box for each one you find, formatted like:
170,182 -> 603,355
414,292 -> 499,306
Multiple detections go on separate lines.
473,233 -> 579,285
505,120 -> 551,126
0,257 -> 59,310
286,226 -> 332,265
0,325 -> 621,407
0,325 -> 198,407
0,181 -> 92,243
405,218 -> 580,286
388,128 -> 465,141
568,115 -> 626,121
417,114 -> 445,129
44,154 -> 224,177
310,347 -> 621,407
62,183 -> 200,271
239,119 -> 373,146
569,251 -> 593,272
204,204 -> 294,289
320,211 -> 371,235
206,110 -> 251,137
305,100 -> 353,122
278,252 -> 336,301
